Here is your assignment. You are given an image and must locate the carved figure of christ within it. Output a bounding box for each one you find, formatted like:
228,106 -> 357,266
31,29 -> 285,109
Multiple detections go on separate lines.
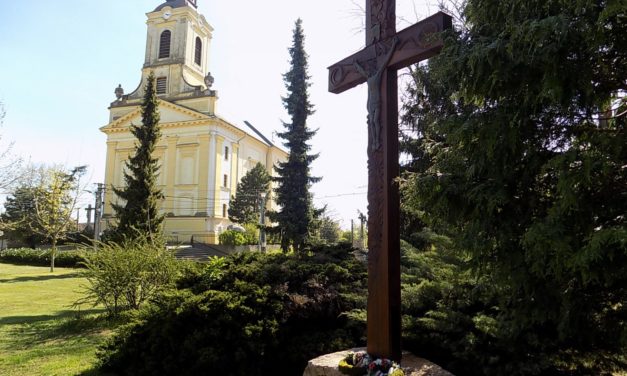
328,7 -> 452,361
353,37 -> 399,152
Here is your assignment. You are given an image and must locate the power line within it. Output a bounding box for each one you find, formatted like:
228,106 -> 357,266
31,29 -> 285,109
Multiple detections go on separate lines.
102,183 -> 367,201
314,192 -> 367,199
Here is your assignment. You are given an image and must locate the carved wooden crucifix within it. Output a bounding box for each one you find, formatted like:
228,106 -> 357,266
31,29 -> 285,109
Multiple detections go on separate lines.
328,3 -> 452,361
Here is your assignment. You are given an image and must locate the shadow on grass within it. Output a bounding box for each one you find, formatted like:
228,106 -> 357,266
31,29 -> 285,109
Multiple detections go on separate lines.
0,308 -> 106,325
76,367 -> 99,376
0,273 -> 80,284
3,308 -> 124,350
77,367 -> 118,376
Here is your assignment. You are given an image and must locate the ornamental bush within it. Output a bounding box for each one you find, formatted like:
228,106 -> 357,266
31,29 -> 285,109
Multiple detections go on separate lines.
96,243 -> 367,375
78,235 -> 179,316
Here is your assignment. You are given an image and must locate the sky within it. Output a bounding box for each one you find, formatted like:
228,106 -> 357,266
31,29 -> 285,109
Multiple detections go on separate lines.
0,0 -> 437,228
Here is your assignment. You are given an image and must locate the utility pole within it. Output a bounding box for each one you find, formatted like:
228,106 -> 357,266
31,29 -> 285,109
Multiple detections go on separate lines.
93,183 -> 105,246
358,211 -> 367,249
85,204 -> 94,230
76,208 -> 80,231
350,219 -> 354,247
258,191 -> 268,252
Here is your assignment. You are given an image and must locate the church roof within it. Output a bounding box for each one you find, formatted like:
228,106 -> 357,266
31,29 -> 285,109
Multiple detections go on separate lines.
154,0 -> 197,12
103,100 -> 285,153
244,121 -> 275,147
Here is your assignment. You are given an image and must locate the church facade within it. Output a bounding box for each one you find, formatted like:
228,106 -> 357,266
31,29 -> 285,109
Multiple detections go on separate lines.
100,0 -> 287,244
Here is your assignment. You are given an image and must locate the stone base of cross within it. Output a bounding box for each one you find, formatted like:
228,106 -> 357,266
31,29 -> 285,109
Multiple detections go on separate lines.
328,4 -> 452,361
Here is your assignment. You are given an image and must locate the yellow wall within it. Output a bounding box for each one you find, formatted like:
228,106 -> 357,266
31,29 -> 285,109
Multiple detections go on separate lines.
213,135 -> 224,218
101,102 -> 287,244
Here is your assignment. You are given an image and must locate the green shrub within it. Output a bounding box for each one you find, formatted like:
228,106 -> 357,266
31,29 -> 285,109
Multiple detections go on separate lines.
78,235 -> 179,316
0,247 -> 85,267
218,229 -> 246,245
176,256 -> 227,290
219,228 -> 257,246
97,243 -> 367,375
243,223 -> 260,244
399,241 -> 627,376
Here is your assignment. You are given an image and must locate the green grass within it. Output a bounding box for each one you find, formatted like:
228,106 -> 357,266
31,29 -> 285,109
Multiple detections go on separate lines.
0,263 -> 116,376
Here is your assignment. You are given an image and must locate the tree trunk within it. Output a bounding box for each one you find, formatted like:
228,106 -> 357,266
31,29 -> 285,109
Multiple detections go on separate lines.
50,239 -> 56,273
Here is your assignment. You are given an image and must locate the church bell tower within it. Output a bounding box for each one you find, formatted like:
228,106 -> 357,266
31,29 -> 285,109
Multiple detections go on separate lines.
116,0 -> 215,106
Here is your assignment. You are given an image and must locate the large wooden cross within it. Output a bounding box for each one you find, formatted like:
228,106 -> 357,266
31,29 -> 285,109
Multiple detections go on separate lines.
328,3 -> 452,361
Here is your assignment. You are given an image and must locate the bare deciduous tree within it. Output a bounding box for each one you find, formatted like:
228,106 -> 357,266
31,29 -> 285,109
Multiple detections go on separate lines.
30,165 -> 86,272
0,102 -> 23,192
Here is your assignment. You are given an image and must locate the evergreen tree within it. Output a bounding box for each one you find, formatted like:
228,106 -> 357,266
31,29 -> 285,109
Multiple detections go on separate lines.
272,19 -> 321,253
228,162 -> 271,225
111,72 -> 164,241
400,0 -> 626,372
1,185 -> 45,248
318,215 -> 342,245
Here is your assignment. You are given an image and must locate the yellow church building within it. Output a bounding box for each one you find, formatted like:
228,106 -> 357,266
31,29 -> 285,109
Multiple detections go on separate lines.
100,0 -> 287,244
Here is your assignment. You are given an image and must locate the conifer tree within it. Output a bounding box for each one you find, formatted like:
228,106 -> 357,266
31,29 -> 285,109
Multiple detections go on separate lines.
272,19 -> 321,252
1,185 -> 45,248
228,162 -> 271,225
400,0 -> 626,370
111,72 -> 164,241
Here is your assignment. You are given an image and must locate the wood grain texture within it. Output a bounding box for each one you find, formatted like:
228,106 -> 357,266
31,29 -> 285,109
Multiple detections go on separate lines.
328,2 -> 453,362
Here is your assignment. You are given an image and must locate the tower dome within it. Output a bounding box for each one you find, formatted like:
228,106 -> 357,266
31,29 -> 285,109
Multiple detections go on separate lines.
154,0 -> 197,12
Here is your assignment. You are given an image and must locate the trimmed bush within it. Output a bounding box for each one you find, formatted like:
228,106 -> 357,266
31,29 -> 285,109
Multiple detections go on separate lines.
97,243 -> 367,375
0,248 -> 85,268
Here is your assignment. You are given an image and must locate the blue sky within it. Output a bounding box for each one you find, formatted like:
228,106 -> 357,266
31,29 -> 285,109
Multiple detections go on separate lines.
0,0 -> 434,227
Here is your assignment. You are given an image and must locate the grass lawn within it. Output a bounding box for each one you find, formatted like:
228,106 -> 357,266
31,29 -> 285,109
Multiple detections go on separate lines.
0,263 -> 116,376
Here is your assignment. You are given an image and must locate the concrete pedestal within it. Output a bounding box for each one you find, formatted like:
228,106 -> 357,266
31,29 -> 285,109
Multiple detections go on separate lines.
303,348 -> 454,376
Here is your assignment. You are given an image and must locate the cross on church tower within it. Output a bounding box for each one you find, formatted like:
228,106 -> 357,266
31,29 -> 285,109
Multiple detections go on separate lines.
328,2 -> 452,361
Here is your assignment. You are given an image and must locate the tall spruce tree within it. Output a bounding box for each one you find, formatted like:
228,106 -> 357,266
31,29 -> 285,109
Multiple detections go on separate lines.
228,162 -> 271,225
111,72 -> 164,241
400,0 -> 626,372
272,19 -> 320,252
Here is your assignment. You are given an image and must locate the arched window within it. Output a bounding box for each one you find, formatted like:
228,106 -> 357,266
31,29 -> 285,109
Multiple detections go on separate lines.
159,30 -> 171,59
194,37 -> 202,65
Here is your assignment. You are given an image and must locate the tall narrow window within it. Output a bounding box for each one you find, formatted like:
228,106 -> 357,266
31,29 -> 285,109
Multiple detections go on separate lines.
194,37 -> 202,65
159,30 -> 171,59
223,174 -> 228,188
156,77 -> 167,94
222,204 -> 227,218
224,146 -> 229,161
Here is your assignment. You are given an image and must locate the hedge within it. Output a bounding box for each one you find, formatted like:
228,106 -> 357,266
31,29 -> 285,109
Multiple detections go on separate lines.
0,248 -> 86,268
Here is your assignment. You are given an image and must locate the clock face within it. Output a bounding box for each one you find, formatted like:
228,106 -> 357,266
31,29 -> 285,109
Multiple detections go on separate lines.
163,11 -> 172,19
